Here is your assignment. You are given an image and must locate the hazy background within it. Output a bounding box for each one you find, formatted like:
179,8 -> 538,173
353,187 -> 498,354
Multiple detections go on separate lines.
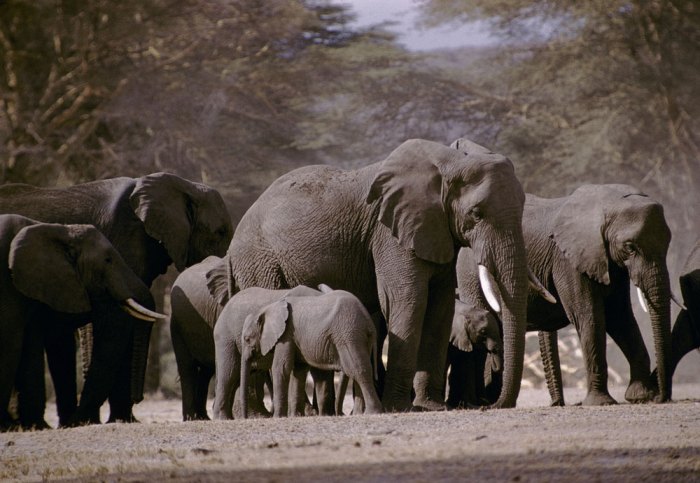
1,0 -> 697,396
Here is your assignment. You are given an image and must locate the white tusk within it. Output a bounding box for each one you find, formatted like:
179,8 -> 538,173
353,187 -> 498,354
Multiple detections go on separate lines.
528,267 -> 557,304
671,292 -> 687,311
317,283 -> 334,294
635,286 -> 649,313
478,264 -> 502,313
123,298 -> 167,321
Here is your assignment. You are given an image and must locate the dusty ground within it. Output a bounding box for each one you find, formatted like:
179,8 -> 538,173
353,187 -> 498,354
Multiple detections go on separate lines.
1,384 -> 699,482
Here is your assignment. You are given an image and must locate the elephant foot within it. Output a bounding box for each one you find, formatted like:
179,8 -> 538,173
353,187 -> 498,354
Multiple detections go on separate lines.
107,412 -> 139,424
625,380 -> 656,404
21,419 -> 52,431
580,390 -> 617,406
411,397 -> 446,412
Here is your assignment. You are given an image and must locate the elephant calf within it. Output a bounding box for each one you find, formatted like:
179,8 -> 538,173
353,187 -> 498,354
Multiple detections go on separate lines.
446,299 -> 502,409
215,286 -> 382,418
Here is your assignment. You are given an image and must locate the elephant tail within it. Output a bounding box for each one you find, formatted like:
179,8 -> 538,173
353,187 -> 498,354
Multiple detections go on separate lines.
78,324 -> 94,382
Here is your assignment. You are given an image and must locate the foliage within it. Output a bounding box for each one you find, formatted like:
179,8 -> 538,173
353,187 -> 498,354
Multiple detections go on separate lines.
420,0 -> 700,263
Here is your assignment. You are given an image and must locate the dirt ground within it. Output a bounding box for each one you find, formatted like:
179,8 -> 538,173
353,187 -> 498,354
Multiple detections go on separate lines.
1,384 -> 699,482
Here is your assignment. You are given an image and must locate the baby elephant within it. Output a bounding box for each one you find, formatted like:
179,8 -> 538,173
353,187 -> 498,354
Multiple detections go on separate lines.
237,288 -> 382,418
446,299 -> 502,409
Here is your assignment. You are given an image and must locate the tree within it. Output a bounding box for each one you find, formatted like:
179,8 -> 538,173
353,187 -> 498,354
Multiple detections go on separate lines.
420,0 -> 699,261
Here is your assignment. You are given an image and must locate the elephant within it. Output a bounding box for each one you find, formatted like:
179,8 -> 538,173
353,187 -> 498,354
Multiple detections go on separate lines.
212,138 -> 530,411
651,240 -> 700,389
0,214 -> 163,430
238,288 -> 382,418
211,285 -> 335,420
170,256 -> 228,421
457,184 -> 674,406
0,172 -> 233,425
445,299 -> 502,409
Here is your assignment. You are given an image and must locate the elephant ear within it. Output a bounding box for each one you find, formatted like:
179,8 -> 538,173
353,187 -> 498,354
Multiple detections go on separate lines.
206,256 -> 233,306
9,223 -> 91,313
551,184 -> 646,285
367,139 -> 454,264
260,299 -> 289,356
450,322 -> 473,352
130,172 -> 197,271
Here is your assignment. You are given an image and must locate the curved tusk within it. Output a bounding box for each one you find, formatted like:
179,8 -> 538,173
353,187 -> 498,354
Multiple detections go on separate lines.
671,292 -> 687,311
478,264 -> 502,313
123,298 -> 167,322
317,283 -> 334,294
528,267 -> 557,304
635,286 -> 649,313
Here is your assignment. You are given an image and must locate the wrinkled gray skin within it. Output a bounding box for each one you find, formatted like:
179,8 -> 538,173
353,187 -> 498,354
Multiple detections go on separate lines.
445,299 -> 502,409
212,286 -> 329,419
0,173 -> 233,426
239,289 -> 382,418
652,240 -> 700,390
170,256 -> 227,421
0,215 -> 158,430
215,138 -> 528,411
458,184 -> 673,406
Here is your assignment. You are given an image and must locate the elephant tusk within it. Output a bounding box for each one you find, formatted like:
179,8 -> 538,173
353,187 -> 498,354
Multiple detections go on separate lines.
671,292 -> 687,311
122,298 -> 168,322
635,286 -> 649,314
317,283 -> 334,294
478,264 -> 502,313
528,267 -> 557,304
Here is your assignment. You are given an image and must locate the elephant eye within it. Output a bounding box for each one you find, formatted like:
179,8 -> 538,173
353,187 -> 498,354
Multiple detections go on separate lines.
216,226 -> 229,237
470,206 -> 483,221
105,256 -> 113,264
624,241 -> 638,254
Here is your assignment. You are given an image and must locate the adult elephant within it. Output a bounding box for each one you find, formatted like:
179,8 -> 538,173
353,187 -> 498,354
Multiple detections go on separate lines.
0,215 -> 163,430
652,240 -> 700,389
457,184 -> 673,405
0,173 -> 233,425
212,138 -> 529,411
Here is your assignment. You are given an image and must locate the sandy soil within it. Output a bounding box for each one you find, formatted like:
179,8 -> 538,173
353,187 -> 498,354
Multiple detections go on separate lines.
1,384 -> 699,482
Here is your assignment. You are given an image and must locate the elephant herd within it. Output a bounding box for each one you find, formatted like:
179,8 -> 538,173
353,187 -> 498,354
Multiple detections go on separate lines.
0,138 -> 698,430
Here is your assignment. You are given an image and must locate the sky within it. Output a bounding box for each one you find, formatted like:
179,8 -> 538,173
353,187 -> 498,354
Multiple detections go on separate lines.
337,0 -> 496,51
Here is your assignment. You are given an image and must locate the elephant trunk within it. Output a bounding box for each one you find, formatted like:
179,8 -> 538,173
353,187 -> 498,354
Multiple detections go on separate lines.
639,264 -> 672,402
477,227 -> 528,409
130,320 -> 153,403
240,350 -> 252,419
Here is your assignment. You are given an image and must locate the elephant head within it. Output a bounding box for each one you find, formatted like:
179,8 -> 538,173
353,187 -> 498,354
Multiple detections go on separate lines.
129,172 -> 233,274
240,299 -> 289,418
451,299 -> 503,375
418,137 -> 526,408
9,223 -> 162,321
552,184 -> 672,401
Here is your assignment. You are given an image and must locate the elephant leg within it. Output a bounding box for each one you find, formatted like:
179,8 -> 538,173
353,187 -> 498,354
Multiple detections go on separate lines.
605,297 -> 654,403
106,347 -> 138,423
555,271 -> 616,406
336,346 -> 382,415
446,345 -> 468,409
271,343 -> 294,418
172,322 -> 199,421
572,308 -> 616,406
335,372 -> 349,415
70,310 -> 131,426
538,331 -> 565,406
42,321 -> 78,427
288,367 -> 310,417
194,365 -> 214,420
0,304 -> 24,429
16,317 -> 50,429
309,368 -> 335,416
212,343 -> 239,420
668,310 -> 700,376
413,274 -> 454,411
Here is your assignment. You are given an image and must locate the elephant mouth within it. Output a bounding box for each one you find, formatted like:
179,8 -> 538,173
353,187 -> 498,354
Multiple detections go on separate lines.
120,298 -> 167,322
